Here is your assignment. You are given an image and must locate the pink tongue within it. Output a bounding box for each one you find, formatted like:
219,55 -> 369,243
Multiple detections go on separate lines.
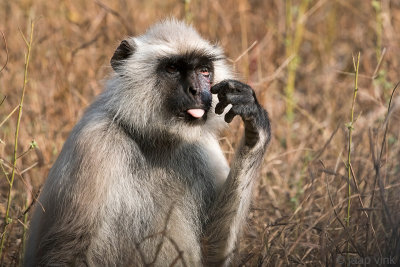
187,109 -> 205,118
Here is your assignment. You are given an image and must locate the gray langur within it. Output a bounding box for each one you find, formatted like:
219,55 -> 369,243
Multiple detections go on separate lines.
24,19 -> 271,266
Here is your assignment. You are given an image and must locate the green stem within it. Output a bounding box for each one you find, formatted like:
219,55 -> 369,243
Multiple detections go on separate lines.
184,0 -> 192,24
346,51 -> 360,262
372,0 -> 382,60
0,21 -> 34,259
285,0 -> 309,122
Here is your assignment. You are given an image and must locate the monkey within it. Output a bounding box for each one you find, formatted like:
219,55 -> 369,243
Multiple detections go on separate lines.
24,19 -> 271,266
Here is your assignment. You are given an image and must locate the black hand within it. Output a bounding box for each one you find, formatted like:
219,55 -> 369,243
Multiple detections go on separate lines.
211,79 -> 270,147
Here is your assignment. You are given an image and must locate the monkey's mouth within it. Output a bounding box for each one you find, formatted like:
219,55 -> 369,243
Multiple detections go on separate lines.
180,108 -> 208,124
187,109 -> 205,118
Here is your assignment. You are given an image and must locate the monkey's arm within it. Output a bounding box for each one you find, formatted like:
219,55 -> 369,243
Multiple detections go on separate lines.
203,80 -> 271,265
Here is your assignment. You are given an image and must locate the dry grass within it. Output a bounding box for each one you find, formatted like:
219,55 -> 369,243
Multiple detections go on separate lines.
1,0 -> 400,266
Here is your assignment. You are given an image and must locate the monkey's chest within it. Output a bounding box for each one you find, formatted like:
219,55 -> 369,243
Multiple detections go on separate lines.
148,147 -> 227,222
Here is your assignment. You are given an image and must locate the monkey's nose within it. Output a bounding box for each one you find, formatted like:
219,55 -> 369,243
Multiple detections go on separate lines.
188,86 -> 199,96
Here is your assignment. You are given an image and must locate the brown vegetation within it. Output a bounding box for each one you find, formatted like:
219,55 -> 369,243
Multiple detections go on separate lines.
1,0 -> 400,265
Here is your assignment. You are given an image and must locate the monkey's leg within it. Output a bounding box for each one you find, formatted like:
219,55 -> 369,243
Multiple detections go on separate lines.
203,80 -> 271,266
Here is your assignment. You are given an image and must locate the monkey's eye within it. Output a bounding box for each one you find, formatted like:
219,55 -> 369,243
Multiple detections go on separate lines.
166,64 -> 179,74
199,67 -> 210,78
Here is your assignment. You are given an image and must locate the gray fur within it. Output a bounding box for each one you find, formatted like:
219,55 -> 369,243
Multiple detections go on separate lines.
24,19 -> 270,266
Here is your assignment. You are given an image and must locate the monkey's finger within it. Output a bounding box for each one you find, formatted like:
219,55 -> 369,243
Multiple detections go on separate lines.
211,80 -> 229,94
224,108 -> 237,123
225,93 -> 254,106
228,103 -> 258,121
215,102 -> 228,114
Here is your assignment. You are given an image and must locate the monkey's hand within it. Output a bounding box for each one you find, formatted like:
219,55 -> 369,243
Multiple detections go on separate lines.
211,79 -> 270,148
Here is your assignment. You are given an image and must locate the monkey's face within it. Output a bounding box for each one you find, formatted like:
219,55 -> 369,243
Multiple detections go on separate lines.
109,21 -> 234,135
157,54 -> 214,125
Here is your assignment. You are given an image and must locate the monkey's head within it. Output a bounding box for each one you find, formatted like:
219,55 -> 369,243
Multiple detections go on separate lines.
105,19 -> 233,140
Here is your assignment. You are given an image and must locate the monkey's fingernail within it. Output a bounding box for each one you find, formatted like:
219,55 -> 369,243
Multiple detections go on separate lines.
187,109 -> 205,118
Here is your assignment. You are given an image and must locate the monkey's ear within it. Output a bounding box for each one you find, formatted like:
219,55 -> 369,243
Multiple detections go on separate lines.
111,39 -> 136,72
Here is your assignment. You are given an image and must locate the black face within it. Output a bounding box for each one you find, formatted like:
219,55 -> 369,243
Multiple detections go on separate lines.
157,52 -> 215,125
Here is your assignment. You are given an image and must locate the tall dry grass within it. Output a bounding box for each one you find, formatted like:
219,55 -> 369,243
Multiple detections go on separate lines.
1,0 -> 399,266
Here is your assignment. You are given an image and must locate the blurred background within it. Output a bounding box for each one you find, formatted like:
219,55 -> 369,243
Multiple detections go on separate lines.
0,0 -> 399,265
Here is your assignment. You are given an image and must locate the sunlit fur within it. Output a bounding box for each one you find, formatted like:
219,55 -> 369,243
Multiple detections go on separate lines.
24,19 -> 269,267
